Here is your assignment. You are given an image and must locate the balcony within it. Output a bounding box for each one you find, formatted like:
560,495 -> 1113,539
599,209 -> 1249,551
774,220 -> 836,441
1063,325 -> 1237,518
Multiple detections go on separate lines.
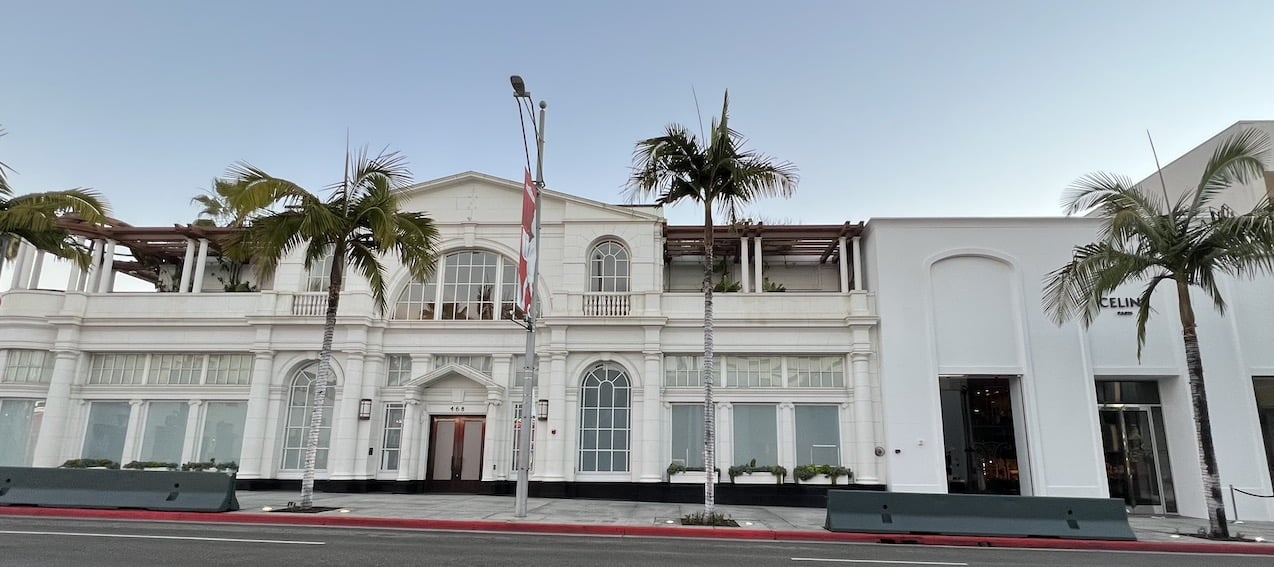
289,292 -> 329,316
583,292 -> 631,317
564,290 -> 874,321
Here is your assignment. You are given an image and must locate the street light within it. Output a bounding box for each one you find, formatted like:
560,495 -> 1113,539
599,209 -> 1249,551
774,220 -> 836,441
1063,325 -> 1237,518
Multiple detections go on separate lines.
511,74 -> 546,519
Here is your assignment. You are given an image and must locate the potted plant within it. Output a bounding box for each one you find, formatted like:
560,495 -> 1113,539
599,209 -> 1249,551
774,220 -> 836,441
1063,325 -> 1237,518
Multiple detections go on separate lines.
667,462 -> 721,484
124,461 -> 179,471
793,464 -> 853,485
181,458 -> 239,475
727,459 -> 787,484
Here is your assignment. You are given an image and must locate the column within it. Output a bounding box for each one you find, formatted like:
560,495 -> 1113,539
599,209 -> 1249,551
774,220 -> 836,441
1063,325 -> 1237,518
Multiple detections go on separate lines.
85,239 -> 103,292
396,398 -> 419,482
32,351 -> 82,467
852,236 -> 864,291
66,241 -> 83,291
27,250 -> 45,289
96,240 -> 116,293
778,402 -> 796,474
119,400 -> 145,464
838,237 -> 850,293
481,397 -> 501,481
562,389 -> 578,481
639,353 -> 662,482
330,353 -> 365,479
256,385 -> 287,479
9,241 -> 29,290
753,236 -> 763,293
236,352 -> 275,479
717,402 -> 733,470
851,352 -> 878,482
190,238 -> 210,293
180,400 -> 203,464
178,239 -> 197,293
542,352 -> 568,481
354,353 -> 384,478
739,236 -> 751,293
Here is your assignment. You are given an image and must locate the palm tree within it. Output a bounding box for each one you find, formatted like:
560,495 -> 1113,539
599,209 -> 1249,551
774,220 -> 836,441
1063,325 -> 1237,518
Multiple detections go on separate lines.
192,178 -> 250,228
224,148 -> 440,508
626,92 -> 798,513
1043,128 -> 1274,537
0,126 -> 110,275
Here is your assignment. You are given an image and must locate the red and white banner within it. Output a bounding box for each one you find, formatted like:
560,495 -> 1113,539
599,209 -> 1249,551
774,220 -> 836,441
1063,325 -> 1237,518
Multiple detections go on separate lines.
517,168 -> 539,315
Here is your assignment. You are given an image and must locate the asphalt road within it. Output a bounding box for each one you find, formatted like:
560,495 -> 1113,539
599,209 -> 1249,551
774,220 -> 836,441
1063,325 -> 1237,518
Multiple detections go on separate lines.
0,516 -> 1265,567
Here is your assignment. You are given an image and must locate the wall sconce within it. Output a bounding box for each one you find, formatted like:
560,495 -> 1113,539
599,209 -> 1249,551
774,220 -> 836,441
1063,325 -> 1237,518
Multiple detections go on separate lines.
536,399 -> 549,421
358,399 -> 373,420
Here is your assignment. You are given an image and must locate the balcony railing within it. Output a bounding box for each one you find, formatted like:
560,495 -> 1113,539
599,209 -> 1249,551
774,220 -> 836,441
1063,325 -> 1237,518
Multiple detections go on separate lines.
291,292 -> 329,316
583,292 -> 631,317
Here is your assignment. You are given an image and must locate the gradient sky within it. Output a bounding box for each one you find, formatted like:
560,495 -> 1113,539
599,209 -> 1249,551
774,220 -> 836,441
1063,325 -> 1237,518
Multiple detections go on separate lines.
3,1 -> 1274,228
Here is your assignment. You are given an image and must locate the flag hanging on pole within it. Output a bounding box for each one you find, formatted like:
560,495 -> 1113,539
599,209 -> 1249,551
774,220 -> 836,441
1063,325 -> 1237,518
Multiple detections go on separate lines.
517,168 -> 538,315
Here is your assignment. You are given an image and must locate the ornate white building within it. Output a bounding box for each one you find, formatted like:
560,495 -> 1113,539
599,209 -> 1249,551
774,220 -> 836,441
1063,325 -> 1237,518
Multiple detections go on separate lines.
3,123 -> 1274,520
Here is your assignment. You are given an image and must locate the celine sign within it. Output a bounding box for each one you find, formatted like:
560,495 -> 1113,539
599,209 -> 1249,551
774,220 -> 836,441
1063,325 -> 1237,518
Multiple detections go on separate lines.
1100,297 -> 1141,316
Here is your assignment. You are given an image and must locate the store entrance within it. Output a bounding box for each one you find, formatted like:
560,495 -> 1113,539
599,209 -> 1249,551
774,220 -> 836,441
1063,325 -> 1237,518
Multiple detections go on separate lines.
940,376 -> 1025,495
1097,381 -> 1177,514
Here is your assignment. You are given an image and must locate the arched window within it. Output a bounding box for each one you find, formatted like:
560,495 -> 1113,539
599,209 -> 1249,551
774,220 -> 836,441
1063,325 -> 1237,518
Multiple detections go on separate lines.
588,241 -> 630,292
281,363 -> 335,470
578,362 -> 631,472
392,250 -> 521,320
302,250 -> 335,292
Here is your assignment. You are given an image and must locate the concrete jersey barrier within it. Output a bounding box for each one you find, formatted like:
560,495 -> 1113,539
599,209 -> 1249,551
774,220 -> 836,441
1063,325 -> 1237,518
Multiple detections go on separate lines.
0,467 -> 240,512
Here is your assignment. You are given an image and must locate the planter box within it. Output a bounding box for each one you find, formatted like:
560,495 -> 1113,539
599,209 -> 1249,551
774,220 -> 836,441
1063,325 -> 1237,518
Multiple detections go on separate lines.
797,474 -> 833,485
731,472 -> 782,485
669,471 -> 719,484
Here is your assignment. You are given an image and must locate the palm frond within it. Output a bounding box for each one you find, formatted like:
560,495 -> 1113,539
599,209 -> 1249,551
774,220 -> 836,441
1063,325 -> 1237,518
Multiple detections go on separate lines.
6,188 -> 110,223
1042,241 -> 1158,326
0,127 -> 13,197
1190,128 -> 1271,212
223,162 -> 316,212
1133,273 -> 1171,357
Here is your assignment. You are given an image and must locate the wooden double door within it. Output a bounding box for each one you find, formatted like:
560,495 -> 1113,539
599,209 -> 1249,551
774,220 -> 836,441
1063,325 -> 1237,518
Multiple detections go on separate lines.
427,416 -> 485,492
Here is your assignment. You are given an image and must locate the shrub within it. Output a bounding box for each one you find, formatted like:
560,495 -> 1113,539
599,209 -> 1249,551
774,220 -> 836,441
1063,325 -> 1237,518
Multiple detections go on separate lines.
60,458 -> 119,469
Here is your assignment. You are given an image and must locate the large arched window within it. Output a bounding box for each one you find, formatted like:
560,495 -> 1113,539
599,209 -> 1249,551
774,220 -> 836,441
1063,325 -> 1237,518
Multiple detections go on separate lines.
578,362 -> 631,472
392,250 -> 521,320
588,241 -> 630,292
302,250 -> 335,292
281,363 -> 335,470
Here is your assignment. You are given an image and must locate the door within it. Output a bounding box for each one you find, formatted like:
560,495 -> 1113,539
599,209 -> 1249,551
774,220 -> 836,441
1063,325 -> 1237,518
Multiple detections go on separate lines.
427,416 -> 485,492
1099,406 -> 1176,514
941,377 -> 1022,495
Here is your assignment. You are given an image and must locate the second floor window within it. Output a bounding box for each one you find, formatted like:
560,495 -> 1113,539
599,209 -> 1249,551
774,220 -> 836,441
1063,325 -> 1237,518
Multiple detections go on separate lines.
303,250 -> 335,292
588,241 -> 629,293
392,250 -> 519,320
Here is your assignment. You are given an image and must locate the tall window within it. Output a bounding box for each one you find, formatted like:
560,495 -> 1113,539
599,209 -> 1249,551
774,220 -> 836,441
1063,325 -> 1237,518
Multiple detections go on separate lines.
303,251 -> 335,292
578,363 -> 631,473
81,401 -> 131,462
589,241 -> 630,292
385,355 -> 412,386
392,250 -> 520,320
200,402 -> 247,463
795,405 -> 840,465
381,403 -> 404,470
2,350 -> 54,383
281,364 -> 335,470
511,402 -> 535,473
0,399 -> 43,466
732,404 -> 777,466
670,404 -> 705,468
139,402 -> 189,463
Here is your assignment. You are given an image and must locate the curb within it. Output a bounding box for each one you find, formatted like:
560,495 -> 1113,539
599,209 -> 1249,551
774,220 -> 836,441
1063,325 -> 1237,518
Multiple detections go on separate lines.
1,506 -> 1271,556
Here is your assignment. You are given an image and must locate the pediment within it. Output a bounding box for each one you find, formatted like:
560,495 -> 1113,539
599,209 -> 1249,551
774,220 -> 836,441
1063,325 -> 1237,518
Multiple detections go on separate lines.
394,171 -> 663,225
403,363 -> 505,394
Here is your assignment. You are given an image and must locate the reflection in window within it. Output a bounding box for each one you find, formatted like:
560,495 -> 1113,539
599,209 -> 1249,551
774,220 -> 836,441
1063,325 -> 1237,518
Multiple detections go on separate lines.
200,402 -> 247,464
140,402 -> 189,463
281,364 -> 335,470
392,250 -> 524,321
732,404 -> 777,466
82,402 -> 131,462
670,404 -> 705,468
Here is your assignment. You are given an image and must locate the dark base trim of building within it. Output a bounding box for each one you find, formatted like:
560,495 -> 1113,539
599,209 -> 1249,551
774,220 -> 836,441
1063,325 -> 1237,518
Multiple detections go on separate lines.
234,479 -> 886,508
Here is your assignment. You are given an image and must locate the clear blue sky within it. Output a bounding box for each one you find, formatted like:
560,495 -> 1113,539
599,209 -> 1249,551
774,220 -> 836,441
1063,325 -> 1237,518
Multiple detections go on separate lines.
3,1 -> 1273,227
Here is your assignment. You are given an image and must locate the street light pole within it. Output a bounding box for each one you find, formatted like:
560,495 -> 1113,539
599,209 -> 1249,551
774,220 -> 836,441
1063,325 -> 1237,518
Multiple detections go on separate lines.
512,75 -> 546,518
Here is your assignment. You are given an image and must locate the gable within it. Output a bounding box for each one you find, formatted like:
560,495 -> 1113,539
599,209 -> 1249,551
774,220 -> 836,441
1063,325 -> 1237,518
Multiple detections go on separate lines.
394,171 -> 663,226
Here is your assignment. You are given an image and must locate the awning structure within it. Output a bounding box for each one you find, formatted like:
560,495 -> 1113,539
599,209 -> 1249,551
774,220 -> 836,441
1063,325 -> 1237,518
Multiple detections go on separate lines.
663,222 -> 864,264
58,217 -> 239,284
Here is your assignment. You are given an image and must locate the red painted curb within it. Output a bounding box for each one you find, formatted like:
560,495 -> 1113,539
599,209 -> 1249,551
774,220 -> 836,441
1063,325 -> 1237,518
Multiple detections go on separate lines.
1,506 -> 1271,556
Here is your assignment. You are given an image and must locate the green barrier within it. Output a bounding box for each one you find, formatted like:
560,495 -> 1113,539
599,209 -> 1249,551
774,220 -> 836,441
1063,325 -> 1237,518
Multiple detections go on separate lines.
0,467 -> 240,512
824,490 -> 1135,540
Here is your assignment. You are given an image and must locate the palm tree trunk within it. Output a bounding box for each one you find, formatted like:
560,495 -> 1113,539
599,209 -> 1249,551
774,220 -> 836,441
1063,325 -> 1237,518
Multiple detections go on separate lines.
1176,280 -> 1227,537
300,246 -> 344,509
702,206 -> 716,514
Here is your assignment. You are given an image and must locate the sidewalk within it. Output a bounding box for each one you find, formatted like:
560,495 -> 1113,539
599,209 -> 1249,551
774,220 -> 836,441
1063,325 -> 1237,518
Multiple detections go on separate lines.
3,490 -> 1273,556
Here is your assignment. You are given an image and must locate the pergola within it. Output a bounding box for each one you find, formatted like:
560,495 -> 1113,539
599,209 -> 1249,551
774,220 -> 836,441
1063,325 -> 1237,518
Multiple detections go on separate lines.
58,217 -> 240,285
662,222 -> 864,263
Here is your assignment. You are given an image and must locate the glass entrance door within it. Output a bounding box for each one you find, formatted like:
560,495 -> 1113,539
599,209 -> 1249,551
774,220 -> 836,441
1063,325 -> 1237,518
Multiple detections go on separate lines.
1099,405 -> 1176,514
941,377 -> 1022,495
427,416 -> 485,491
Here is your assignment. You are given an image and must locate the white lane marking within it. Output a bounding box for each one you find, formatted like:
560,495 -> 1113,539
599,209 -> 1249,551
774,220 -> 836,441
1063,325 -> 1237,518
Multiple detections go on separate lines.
791,559 -> 968,566
0,529 -> 325,545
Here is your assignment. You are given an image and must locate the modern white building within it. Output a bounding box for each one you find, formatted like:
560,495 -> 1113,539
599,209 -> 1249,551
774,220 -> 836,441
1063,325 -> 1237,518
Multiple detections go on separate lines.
2,123 -> 1273,521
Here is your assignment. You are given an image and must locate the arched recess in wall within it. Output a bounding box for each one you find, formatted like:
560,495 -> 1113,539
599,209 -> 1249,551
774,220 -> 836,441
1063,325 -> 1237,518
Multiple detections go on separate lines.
927,253 -> 1024,371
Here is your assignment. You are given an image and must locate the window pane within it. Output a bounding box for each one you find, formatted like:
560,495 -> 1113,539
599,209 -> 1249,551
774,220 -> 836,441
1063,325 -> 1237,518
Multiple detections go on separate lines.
577,363 -> 631,472
140,402 -> 189,463
2,350 -> 55,384
0,399 -> 44,466
795,405 -> 840,466
732,405 -> 777,466
82,402 -> 131,462
385,355 -> 412,386
200,402 -> 247,464
670,404 -> 705,468
381,404 -> 404,470
281,365 -> 335,469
